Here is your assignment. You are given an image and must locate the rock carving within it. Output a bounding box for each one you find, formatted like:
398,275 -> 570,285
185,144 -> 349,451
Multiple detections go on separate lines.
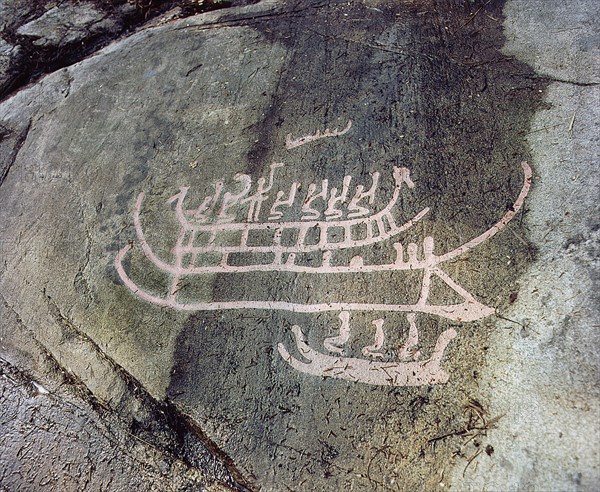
285,120 -> 353,149
115,160 -> 532,386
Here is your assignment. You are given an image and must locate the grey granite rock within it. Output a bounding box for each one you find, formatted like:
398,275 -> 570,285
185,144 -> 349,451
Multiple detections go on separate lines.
16,2 -> 120,48
447,1 -> 600,490
0,0 -> 37,33
0,0 -> 597,489
0,38 -> 22,95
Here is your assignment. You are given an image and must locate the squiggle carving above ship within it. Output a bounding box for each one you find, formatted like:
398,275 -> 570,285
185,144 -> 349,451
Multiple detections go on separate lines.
115,160 -> 532,387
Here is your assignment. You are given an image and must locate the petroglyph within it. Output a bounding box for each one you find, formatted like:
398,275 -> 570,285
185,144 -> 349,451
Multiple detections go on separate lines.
285,120 -> 352,149
114,160 -> 532,386
277,324 -> 457,386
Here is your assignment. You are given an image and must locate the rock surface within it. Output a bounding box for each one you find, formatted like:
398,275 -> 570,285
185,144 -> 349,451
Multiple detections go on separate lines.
0,38 -> 21,95
449,1 -> 600,490
0,0 -> 37,32
16,3 -> 121,49
0,0 -> 598,490
0,0 -> 235,99
0,353 -> 237,491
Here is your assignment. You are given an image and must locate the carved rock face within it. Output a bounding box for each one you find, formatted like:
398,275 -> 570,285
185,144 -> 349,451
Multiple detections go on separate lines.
0,0 -> 554,490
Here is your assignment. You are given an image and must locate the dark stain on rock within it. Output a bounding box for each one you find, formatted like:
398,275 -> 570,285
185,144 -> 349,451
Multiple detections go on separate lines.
115,160 -> 148,215
168,0 -> 548,489
245,106 -> 284,177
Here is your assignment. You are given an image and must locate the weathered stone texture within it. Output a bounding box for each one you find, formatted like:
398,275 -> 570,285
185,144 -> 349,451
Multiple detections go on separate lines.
0,0 -> 237,99
0,38 -> 22,96
0,0 -> 598,490
16,3 -> 121,48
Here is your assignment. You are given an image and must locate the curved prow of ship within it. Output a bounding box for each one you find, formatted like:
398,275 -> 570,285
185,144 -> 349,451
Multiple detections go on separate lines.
432,160 -> 532,265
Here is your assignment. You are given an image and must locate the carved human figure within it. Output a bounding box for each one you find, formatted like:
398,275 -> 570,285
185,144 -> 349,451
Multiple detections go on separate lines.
217,173 -> 252,223
362,318 -> 385,358
325,175 -> 352,220
268,182 -> 299,220
242,162 -> 283,222
193,181 -> 224,222
347,171 -> 380,218
301,179 -> 329,220
324,311 -> 351,354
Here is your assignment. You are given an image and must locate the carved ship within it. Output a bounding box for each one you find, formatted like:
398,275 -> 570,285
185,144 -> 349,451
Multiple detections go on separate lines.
115,161 -> 532,386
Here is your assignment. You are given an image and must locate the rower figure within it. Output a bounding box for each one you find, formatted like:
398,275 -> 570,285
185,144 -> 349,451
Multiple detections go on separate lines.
242,162 -> 283,222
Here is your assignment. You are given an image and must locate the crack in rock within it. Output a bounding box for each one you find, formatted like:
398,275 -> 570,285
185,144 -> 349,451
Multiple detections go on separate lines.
0,119 -> 30,189
1,290 -> 252,490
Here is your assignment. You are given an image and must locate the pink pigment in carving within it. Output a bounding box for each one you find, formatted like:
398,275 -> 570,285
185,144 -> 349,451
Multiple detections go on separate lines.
285,120 -> 353,149
114,160 -> 532,386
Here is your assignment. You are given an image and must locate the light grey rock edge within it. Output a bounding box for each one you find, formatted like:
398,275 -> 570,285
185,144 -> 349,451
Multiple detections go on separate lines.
448,1 -> 600,490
